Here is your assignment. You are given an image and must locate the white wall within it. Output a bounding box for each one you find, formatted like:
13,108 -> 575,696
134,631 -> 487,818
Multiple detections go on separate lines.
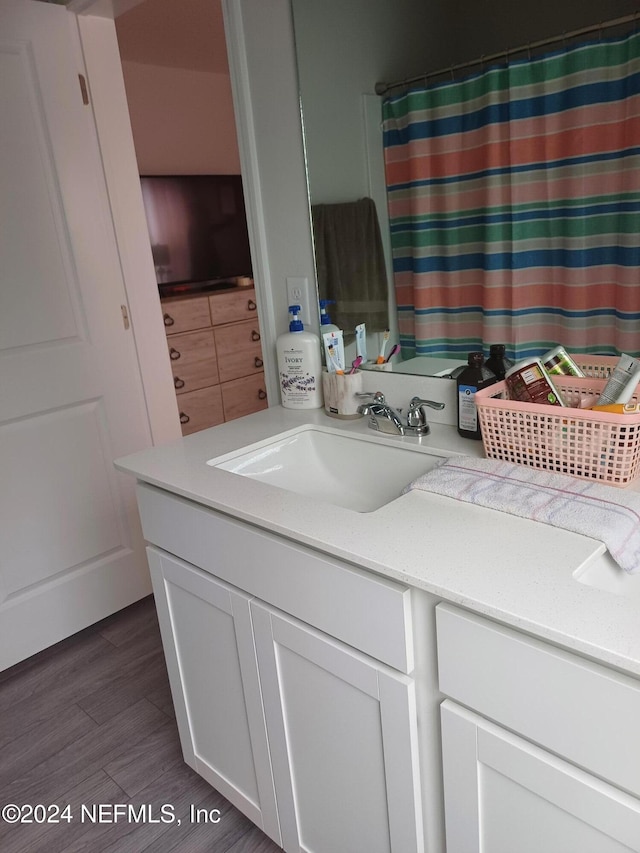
120,61 -> 241,174
292,0 -> 438,204
223,0 -> 317,402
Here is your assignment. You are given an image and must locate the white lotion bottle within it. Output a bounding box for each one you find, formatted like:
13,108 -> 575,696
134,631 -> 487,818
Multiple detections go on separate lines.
319,299 -> 340,335
276,305 -> 324,409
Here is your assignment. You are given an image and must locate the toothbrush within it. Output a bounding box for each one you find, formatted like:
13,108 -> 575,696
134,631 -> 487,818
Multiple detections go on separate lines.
350,355 -> 363,374
385,344 -> 400,363
376,329 -> 390,364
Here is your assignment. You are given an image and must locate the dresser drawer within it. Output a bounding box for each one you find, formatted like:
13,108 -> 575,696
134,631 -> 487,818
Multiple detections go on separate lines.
221,373 -> 268,420
176,385 -> 224,436
162,296 -> 211,335
436,603 -> 640,797
137,482 -> 414,672
216,346 -> 263,383
215,320 -> 263,383
215,317 -> 262,354
210,288 -> 258,325
168,329 -> 218,394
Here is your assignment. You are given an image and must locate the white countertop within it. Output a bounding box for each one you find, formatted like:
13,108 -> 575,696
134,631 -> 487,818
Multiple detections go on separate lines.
115,404 -> 640,678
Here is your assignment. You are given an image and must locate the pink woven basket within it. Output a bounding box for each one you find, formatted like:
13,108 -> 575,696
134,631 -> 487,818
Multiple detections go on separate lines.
475,369 -> 640,487
573,354 -> 618,379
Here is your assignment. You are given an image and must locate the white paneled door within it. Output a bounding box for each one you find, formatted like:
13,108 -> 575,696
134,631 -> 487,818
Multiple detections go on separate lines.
0,0 -> 153,669
441,701 -> 640,853
250,602 -> 424,853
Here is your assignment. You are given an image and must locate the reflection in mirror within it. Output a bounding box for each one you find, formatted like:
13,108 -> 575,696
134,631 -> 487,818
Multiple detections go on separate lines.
291,0 -> 638,378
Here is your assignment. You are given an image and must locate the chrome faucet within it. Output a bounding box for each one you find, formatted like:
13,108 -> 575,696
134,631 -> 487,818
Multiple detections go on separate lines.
356,392 -> 405,435
356,392 -> 445,436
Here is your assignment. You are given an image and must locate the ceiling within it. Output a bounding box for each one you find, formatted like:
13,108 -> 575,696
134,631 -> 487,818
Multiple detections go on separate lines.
115,0 -> 229,75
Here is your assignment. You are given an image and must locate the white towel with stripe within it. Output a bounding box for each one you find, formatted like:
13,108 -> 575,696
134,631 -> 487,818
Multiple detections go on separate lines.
405,456 -> 640,574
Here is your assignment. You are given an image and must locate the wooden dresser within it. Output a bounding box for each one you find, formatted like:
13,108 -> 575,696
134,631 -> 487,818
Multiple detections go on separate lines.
161,288 -> 267,435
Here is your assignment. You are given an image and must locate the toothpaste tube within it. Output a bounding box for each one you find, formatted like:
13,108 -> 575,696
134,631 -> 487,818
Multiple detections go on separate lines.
355,323 -> 367,363
595,354 -> 640,406
323,329 -> 345,374
591,402 -> 640,414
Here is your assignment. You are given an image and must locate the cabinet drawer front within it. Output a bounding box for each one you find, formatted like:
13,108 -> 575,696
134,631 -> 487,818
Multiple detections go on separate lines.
167,329 -> 216,366
168,330 -> 218,393
221,373 -> 268,420
172,359 -> 219,395
162,296 -> 211,334
137,483 -> 414,672
215,318 -> 262,356
176,386 -> 224,435
216,344 -> 263,383
210,288 -> 258,325
436,603 -> 640,797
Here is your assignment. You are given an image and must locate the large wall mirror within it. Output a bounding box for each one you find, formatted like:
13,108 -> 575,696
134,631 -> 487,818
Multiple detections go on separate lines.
291,0 -> 637,378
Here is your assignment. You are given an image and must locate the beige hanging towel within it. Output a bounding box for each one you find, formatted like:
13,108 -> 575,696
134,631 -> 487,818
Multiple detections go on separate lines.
311,197 -> 388,339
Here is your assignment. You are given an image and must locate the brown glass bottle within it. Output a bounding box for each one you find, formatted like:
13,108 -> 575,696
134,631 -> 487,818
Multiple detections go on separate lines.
485,344 -> 514,381
456,352 -> 497,439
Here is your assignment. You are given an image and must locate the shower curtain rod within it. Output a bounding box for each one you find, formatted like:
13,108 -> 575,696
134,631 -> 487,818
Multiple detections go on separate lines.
375,11 -> 640,96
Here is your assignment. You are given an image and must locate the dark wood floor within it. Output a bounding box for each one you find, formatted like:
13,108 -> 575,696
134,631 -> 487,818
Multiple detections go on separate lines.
0,596 -> 282,853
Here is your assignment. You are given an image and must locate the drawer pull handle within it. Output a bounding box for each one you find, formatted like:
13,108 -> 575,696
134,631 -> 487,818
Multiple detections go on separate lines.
174,377 -> 185,389
258,389 -> 267,400
179,412 -> 190,424
163,313 -> 175,327
251,330 -> 261,342
169,347 -> 181,360
248,299 -> 257,311
254,357 -> 263,368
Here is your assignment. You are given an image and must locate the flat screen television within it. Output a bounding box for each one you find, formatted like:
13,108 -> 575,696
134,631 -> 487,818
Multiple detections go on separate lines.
139,174 -> 253,297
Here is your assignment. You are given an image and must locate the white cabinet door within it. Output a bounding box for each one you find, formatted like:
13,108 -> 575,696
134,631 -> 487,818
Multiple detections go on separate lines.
147,548 -> 280,845
441,700 -> 640,853
251,601 -> 424,853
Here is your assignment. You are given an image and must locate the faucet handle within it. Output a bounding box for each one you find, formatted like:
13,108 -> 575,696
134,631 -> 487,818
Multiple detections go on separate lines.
409,397 -> 445,410
355,391 -> 386,403
407,397 -> 445,428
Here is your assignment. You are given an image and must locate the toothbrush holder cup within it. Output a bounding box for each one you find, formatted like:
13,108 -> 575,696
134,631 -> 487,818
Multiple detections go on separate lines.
322,369 -> 364,419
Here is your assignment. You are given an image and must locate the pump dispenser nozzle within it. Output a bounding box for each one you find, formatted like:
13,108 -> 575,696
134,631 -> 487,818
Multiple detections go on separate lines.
288,305 -> 304,332
319,299 -> 336,326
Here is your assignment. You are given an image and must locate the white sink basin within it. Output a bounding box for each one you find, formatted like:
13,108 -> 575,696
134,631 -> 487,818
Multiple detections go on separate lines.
574,557 -> 640,602
208,425 -> 446,512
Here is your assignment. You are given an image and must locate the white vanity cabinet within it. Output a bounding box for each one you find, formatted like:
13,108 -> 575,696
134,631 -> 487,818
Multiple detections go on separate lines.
137,483 -> 424,853
436,604 -> 640,853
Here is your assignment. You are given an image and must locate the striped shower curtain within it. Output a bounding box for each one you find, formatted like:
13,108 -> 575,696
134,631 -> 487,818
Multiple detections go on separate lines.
382,30 -> 640,362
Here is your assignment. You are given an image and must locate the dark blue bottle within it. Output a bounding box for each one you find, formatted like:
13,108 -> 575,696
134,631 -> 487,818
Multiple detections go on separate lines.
456,352 -> 497,439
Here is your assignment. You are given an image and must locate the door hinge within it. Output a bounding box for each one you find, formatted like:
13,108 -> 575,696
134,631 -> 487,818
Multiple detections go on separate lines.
121,305 -> 130,330
78,73 -> 90,106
